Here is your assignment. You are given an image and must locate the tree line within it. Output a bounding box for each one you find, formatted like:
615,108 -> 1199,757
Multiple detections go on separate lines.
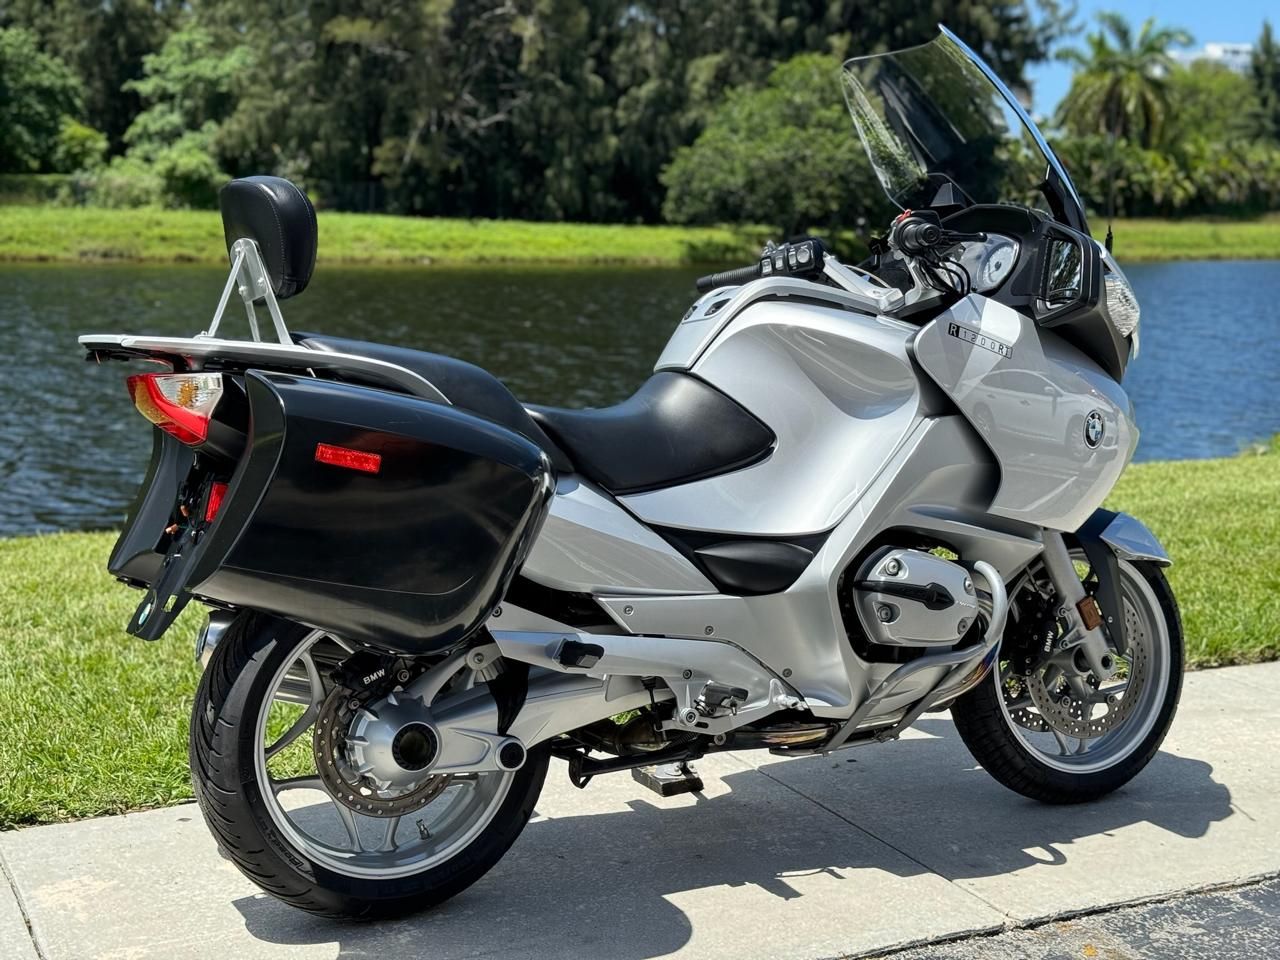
1,2 -> 1278,230
0,0 -> 1064,221
664,14 -> 1280,231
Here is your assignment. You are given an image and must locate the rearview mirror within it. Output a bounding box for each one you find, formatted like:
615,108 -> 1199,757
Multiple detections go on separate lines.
1042,238 -> 1082,305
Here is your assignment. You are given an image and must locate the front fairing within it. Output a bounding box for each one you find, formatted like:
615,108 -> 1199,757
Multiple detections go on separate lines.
843,26 -> 1089,234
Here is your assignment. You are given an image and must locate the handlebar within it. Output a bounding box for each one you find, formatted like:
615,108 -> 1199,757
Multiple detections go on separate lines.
891,211 -> 986,259
694,238 -> 829,293
695,262 -> 763,293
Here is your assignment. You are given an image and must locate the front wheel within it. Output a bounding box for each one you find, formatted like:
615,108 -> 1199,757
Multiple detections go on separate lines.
952,557 -> 1183,803
190,612 -> 548,918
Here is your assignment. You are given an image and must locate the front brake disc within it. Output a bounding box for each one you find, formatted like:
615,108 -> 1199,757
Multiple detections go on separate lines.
1019,599 -> 1149,739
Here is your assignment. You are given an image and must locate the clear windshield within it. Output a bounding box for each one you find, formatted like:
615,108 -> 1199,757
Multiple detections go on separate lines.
842,28 -> 1086,228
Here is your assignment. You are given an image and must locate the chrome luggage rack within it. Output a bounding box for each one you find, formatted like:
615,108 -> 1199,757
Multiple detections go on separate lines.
79,237 -> 450,404
205,238 -> 291,344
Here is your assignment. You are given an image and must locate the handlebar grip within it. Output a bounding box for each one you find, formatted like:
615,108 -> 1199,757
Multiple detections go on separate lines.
896,219 -> 943,255
695,262 -> 763,292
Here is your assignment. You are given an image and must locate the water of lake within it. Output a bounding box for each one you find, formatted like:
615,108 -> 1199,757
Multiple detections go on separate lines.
1,259 -> 1277,536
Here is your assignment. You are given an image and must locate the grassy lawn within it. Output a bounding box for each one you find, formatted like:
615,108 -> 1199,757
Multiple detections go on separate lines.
2,447 -> 1277,828
0,206 -> 763,266
1102,216 -> 1280,262
3,207 -> 1280,266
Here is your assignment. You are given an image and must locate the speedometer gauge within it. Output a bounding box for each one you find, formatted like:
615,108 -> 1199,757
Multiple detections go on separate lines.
978,239 -> 1017,290
956,234 -> 1019,293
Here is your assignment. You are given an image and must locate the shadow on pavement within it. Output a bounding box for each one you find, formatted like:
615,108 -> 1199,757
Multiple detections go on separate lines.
232,719 -> 1231,960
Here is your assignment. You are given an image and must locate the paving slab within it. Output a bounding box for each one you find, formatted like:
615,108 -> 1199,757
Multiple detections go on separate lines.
0,856 -> 37,960
729,662 -> 1280,923
0,754 -> 1004,960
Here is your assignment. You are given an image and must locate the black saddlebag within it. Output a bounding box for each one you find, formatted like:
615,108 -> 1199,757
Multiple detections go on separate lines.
118,370 -> 553,653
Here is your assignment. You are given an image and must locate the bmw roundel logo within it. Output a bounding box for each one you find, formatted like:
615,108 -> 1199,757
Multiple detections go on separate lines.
1084,410 -> 1105,449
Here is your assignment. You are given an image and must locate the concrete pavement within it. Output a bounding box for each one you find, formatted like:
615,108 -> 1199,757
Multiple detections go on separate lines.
2,662 -> 1277,960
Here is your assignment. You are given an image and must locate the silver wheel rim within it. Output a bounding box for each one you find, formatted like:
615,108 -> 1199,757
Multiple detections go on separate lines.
253,630 -> 514,879
996,558 -> 1171,774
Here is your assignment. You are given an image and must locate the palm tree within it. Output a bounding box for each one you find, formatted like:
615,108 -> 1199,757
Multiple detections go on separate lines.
1056,13 -> 1191,224
1056,13 -> 1193,149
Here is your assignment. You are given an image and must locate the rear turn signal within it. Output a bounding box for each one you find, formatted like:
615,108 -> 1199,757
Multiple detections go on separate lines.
126,373 -> 224,445
314,443 -> 382,474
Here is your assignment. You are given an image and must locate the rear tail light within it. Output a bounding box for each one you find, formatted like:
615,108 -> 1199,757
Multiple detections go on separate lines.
126,373 -> 224,445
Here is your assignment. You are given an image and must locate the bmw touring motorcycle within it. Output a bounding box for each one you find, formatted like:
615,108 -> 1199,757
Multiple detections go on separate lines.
83,29 -> 1180,918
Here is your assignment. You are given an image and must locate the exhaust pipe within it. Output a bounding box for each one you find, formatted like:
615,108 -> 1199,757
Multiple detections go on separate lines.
194,610 -> 236,668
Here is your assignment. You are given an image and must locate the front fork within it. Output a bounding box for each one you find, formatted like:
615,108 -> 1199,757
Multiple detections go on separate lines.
1040,530 -> 1118,681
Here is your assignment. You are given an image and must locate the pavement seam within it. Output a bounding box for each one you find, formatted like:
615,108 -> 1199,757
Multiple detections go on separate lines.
849,868 -> 1280,960
745,761 -> 1015,923
0,842 -> 46,960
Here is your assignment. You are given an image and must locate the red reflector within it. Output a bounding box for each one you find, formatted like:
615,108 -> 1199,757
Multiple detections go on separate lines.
204,482 -> 228,523
315,443 -> 382,474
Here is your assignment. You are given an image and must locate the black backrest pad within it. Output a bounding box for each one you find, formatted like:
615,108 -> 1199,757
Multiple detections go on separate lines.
220,176 -> 317,300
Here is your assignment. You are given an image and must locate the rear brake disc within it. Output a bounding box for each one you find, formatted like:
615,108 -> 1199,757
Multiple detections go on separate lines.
313,687 -> 450,818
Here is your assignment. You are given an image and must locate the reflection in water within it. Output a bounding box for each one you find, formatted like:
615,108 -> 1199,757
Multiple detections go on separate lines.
0,258 -> 1276,535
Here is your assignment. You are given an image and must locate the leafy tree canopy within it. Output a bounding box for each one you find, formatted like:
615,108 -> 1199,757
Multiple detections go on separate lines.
661,54 -> 888,236
0,26 -> 84,172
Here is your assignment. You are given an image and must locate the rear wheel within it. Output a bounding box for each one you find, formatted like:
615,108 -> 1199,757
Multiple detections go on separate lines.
190,612 -> 547,918
952,556 -> 1182,803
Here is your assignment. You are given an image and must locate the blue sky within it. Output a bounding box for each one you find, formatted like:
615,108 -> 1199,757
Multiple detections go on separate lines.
1026,0 -> 1276,116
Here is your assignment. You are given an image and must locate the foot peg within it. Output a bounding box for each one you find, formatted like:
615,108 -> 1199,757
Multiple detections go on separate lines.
632,761 -> 704,797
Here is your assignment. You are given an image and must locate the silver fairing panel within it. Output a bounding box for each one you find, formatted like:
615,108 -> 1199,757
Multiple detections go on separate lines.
913,295 -> 1137,532
520,476 -> 715,596
596,414 -> 1039,717
624,299 -> 924,536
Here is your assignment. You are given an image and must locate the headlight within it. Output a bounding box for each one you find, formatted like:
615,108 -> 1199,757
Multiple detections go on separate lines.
954,234 -> 1018,293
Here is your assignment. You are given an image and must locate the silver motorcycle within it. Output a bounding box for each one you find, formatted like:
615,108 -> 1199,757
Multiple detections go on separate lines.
82,28 -> 1180,918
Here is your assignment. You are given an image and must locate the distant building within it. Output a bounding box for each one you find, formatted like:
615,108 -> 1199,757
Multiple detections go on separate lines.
1171,42 -> 1254,74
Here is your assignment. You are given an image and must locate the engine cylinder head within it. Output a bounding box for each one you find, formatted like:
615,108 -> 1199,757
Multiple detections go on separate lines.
851,546 -> 981,647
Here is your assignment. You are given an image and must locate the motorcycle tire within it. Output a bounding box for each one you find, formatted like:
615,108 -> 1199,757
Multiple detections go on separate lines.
189,611 -> 548,919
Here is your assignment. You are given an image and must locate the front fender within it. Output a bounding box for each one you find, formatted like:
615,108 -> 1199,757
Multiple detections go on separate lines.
1073,509 -> 1170,652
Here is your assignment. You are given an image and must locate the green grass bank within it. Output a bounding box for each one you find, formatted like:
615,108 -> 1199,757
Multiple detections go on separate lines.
0,206 -> 763,266
2,446 -> 1277,827
2,207 -> 1280,265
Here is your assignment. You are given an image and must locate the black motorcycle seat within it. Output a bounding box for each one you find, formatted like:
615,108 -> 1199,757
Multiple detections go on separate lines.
527,372 -> 774,495
293,333 -> 573,473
